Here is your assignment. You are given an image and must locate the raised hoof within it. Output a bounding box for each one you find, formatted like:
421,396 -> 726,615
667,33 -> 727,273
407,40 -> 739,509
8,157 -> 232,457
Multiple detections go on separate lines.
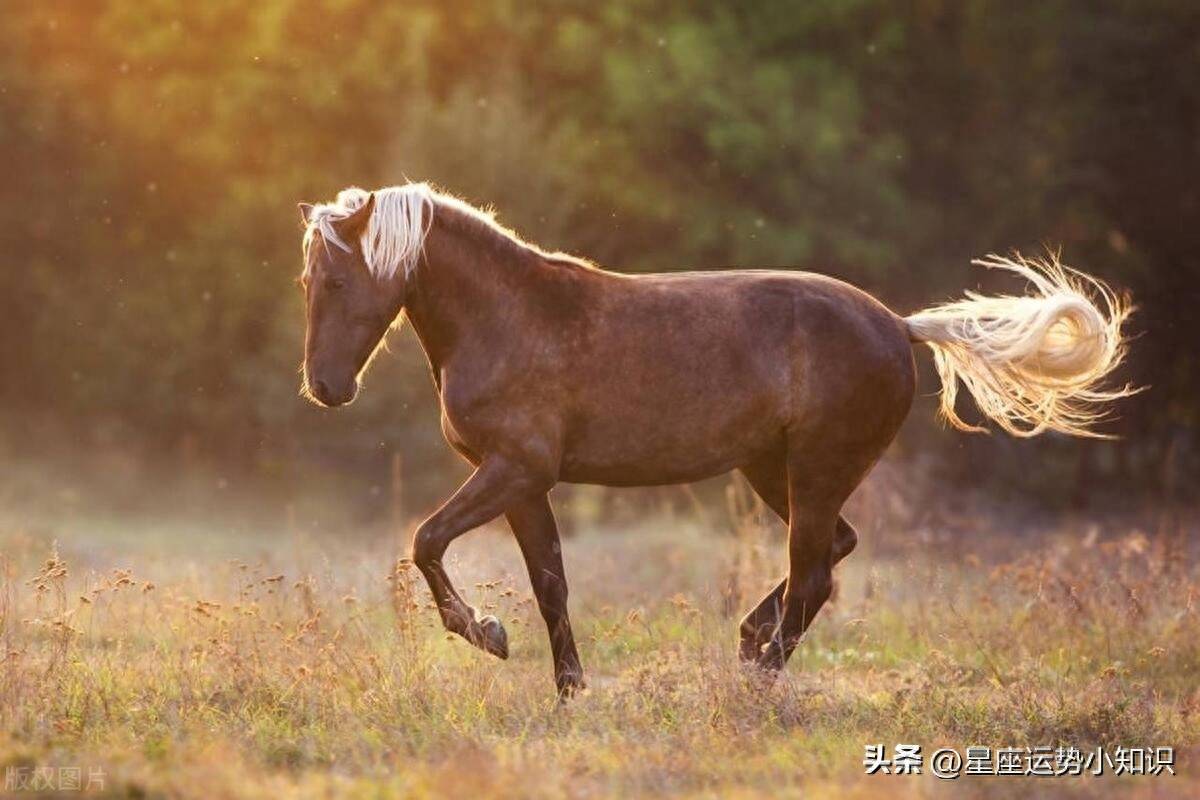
476,614 -> 509,659
738,623 -> 774,664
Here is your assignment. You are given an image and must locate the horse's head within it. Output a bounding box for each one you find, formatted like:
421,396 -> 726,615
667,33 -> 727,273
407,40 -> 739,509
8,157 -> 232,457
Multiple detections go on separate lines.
298,192 -> 409,407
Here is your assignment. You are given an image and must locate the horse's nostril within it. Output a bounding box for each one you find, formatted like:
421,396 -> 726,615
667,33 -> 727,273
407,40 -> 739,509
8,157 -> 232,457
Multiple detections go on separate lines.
313,379 -> 331,401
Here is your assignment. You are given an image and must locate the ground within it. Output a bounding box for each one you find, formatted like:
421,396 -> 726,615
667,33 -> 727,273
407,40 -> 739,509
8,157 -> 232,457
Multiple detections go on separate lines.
1,475 -> 1196,799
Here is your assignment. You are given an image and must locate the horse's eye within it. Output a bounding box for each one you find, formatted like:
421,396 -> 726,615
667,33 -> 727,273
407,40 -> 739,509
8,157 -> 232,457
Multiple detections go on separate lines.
326,277 -> 346,291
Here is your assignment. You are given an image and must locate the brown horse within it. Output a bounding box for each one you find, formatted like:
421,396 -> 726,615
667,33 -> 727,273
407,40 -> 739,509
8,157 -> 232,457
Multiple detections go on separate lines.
297,183 -> 1131,696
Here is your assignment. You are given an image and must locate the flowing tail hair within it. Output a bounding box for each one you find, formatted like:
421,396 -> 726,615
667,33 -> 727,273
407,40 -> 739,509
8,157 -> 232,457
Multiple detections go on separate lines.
905,253 -> 1137,438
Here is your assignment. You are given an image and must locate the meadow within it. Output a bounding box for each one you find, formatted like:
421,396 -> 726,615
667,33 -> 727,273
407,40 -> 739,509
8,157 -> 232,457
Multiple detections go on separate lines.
1,464 -> 1195,799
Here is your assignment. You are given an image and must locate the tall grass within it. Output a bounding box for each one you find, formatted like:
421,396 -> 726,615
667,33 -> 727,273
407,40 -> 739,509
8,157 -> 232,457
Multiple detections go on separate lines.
0,498 -> 1196,798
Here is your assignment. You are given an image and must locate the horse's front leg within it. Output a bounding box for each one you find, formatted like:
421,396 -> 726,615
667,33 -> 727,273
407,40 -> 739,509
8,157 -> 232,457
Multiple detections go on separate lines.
506,495 -> 584,697
412,456 -> 552,659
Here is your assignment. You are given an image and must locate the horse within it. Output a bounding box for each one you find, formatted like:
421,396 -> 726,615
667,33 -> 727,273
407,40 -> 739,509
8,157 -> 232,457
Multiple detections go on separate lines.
296,183 -> 1132,696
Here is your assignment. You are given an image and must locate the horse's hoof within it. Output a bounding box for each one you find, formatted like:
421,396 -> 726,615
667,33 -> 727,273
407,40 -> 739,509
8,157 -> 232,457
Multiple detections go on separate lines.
477,615 -> 508,659
556,670 -> 587,700
738,638 -> 764,663
754,643 -> 786,673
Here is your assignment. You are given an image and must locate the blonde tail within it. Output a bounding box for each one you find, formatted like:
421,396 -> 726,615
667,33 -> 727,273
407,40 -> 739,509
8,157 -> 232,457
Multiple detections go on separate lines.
905,253 -> 1136,438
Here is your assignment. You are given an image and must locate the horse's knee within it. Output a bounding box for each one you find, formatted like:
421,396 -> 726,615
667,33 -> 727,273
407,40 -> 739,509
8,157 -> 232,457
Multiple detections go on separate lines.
411,521 -> 446,569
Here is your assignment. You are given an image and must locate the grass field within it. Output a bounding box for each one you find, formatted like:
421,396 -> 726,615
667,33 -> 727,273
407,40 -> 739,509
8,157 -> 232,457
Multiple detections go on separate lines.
1,475 -> 1196,799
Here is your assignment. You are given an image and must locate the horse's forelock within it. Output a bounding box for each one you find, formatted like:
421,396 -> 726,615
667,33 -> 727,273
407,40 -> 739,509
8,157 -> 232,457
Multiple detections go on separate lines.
302,183 -> 435,282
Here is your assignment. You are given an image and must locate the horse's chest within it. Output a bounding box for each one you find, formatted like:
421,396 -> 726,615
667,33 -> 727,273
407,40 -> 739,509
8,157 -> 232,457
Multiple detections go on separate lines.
437,385 -> 497,457
438,407 -> 480,464
436,379 -> 520,463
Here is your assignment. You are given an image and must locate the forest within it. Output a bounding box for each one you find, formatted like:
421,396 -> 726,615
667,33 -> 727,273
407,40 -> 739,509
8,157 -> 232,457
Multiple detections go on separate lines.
2,1 -> 1196,509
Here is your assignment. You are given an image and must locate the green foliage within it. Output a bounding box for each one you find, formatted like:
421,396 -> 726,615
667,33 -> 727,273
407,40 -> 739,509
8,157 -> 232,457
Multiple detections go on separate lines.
0,1 -> 1194,497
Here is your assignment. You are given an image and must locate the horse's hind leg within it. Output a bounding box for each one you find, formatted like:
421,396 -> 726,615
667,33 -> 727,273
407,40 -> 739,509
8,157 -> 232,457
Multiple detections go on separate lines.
754,483 -> 839,671
736,455 -> 789,662
737,455 -> 858,662
755,442 -> 880,671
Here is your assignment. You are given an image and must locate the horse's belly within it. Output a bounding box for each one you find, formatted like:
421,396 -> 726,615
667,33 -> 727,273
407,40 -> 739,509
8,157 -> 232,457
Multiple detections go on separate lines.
559,454 -> 744,487
558,400 -> 785,486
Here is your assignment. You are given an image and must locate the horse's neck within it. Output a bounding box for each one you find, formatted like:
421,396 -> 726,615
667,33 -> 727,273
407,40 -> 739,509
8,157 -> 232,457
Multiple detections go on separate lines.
403,222 -> 543,374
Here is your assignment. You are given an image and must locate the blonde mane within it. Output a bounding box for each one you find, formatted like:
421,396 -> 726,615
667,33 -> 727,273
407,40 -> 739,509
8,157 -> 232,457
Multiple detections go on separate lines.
302,183 -> 591,281
303,184 -> 435,281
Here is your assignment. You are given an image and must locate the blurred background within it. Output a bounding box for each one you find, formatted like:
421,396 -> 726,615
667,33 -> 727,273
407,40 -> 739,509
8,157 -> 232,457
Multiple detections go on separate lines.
1,1 -> 1196,539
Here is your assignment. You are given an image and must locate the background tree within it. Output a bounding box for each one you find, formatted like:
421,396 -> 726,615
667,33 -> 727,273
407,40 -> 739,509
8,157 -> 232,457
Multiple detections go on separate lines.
0,0 -> 1194,512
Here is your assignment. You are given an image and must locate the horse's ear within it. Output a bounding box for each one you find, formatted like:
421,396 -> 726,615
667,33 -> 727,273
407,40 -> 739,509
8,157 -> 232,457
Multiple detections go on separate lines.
298,202 -> 315,226
333,193 -> 376,240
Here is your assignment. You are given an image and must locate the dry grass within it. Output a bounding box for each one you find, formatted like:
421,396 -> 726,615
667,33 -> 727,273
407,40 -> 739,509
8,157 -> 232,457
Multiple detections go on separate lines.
0,492 -> 1197,799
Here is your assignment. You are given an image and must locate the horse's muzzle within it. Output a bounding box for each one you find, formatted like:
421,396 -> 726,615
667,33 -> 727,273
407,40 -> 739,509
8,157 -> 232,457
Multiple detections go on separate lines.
309,377 -> 356,407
